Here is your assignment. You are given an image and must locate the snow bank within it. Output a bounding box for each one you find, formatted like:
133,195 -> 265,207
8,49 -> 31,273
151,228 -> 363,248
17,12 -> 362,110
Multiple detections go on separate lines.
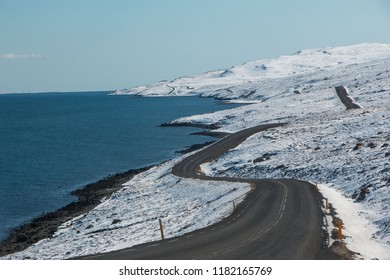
318,184 -> 390,260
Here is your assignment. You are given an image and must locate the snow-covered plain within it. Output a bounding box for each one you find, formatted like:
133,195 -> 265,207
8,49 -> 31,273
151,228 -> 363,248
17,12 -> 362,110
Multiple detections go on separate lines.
2,43 -> 390,259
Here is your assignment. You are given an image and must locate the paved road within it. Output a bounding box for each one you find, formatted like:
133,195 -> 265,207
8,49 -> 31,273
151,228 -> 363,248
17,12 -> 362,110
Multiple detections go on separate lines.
78,124 -> 339,259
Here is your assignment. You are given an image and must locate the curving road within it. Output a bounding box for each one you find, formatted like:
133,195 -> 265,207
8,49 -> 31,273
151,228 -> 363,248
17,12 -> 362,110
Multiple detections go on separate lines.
78,124 -> 339,259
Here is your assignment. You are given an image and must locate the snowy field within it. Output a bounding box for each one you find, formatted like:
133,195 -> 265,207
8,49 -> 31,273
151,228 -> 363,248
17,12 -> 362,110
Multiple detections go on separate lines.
3,43 -> 389,259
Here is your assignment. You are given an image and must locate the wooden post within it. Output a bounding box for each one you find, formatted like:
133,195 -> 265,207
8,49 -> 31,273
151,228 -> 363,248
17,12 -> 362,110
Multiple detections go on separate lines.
250,183 -> 255,192
325,198 -> 328,210
233,201 -> 237,213
159,219 -> 165,241
338,222 -> 342,240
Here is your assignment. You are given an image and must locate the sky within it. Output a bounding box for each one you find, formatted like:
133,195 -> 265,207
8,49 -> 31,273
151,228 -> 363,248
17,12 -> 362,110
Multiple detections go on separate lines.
0,0 -> 389,94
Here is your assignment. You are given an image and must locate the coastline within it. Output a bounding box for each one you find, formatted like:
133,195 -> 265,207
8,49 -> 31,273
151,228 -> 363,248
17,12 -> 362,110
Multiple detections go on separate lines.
3,44 -> 387,259
0,166 -> 151,257
0,138 -> 217,258
0,92 -> 244,256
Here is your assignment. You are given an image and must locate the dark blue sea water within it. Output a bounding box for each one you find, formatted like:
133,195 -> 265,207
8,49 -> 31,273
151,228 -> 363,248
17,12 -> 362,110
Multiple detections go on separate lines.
0,92 -> 240,241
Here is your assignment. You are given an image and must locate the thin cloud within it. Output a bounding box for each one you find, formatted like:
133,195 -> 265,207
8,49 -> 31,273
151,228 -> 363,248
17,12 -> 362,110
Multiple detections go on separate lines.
0,53 -> 44,60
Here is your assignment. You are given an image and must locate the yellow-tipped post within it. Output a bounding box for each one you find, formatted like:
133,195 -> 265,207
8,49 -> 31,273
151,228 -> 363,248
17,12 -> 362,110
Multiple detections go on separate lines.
338,222 -> 343,241
159,219 -> 165,241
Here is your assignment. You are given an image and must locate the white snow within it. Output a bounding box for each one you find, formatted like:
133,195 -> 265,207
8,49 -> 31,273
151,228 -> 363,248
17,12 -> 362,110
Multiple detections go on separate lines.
2,43 -> 389,259
318,183 -> 390,259
2,156 -> 248,260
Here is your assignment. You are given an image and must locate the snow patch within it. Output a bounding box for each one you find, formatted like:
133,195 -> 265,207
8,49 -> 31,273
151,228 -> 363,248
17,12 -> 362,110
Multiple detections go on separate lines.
318,184 -> 390,260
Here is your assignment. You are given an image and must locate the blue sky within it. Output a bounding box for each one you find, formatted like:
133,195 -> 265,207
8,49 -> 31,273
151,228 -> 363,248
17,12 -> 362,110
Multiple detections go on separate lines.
0,0 -> 389,93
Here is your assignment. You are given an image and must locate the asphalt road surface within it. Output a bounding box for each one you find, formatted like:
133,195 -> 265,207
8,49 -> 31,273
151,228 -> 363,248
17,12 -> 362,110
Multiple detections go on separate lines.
78,124 -> 339,259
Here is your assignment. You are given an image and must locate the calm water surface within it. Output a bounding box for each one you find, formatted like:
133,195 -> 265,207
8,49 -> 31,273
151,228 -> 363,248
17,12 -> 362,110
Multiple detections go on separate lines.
0,92 -> 240,241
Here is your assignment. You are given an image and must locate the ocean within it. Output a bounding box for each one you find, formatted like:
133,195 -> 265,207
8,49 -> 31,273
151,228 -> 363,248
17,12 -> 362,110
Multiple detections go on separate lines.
0,91 -> 240,241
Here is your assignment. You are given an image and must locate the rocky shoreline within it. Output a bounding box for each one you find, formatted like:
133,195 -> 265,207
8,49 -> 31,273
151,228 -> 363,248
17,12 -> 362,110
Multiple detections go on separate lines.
0,166 -> 151,257
175,141 -> 216,154
0,138 -> 220,258
160,121 -> 220,130
0,117 -> 223,259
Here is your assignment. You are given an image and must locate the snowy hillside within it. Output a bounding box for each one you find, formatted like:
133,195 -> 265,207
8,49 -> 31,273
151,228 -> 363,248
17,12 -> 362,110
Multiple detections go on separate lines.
118,43 -> 390,257
115,43 -> 390,101
3,43 -> 389,259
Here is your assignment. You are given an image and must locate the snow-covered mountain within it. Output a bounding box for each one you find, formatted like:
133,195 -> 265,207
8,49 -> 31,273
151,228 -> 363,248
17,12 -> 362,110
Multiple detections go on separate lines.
3,43 -> 389,259
115,43 -> 390,100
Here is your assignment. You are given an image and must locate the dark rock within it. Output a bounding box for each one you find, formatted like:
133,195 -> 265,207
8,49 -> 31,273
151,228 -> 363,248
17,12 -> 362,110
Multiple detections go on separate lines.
352,185 -> 371,202
160,122 -> 220,130
176,141 -> 215,154
254,157 -> 266,163
381,168 -> 390,175
353,143 -> 364,150
30,222 -> 38,228
275,165 -> 286,170
16,234 -> 28,243
253,152 -> 277,163
191,131 -> 229,138
112,219 -> 121,225
367,142 -> 376,149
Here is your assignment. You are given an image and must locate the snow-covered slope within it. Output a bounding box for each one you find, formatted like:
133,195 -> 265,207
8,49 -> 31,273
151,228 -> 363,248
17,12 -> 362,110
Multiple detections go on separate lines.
115,43 -> 390,101
3,43 -> 389,259
117,43 -> 390,257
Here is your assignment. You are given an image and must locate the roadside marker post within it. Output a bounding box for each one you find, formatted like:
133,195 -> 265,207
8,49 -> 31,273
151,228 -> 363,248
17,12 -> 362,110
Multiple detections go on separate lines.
159,219 -> 165,241
325,198 -> 328,210
338,222 -> 343,240
233,201 -> 237,213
